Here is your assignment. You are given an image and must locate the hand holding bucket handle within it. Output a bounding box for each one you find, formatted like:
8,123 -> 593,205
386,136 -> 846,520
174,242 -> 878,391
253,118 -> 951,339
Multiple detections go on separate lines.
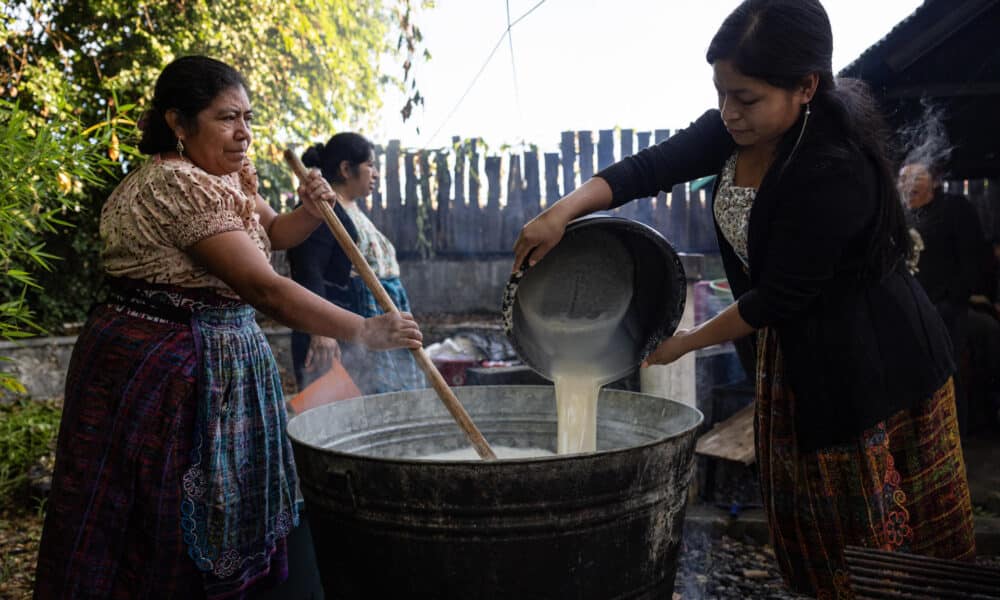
284,149 -> 497,460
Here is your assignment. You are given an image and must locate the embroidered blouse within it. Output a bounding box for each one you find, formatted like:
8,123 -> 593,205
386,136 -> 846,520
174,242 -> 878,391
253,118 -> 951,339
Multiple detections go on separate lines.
101,155 -> 270,297
342,202 -> 400,279
713,153 -> 756,266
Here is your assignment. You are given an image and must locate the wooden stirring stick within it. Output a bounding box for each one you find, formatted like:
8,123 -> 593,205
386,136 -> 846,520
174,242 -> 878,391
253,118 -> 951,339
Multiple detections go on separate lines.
284,149 -> 497,460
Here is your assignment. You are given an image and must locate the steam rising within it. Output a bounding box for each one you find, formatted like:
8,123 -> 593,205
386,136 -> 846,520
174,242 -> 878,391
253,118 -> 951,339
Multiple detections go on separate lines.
898,100 -> 953,178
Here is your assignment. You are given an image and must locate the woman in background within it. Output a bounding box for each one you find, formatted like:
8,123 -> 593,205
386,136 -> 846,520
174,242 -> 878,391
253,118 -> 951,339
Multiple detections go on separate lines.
288,133 -> 426,395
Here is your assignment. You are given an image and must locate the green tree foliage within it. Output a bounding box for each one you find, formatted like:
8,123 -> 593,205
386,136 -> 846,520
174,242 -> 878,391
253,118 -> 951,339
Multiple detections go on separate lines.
0,0 -> 429,342
0,99 -> 118,392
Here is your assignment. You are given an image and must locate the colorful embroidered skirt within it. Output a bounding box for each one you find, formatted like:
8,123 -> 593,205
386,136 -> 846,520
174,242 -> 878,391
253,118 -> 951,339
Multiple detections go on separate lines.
35,282 -> 298,599
755,327 -> 977,599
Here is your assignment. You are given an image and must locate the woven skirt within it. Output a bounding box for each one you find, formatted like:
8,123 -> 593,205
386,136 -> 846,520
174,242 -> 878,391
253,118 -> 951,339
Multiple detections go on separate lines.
755,327 -> 976,599
35,283 -> 298,599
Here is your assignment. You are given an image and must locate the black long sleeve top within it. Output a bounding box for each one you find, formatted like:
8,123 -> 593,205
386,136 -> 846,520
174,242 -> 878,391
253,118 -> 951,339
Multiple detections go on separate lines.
596,109 -> 954,451
912,190 -> 983,307
286,201 -> 358,309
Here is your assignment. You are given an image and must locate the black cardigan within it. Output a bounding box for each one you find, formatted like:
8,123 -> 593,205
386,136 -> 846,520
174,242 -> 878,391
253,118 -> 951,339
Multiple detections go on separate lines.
596,109 -> 954,451
286,201 -> 358,309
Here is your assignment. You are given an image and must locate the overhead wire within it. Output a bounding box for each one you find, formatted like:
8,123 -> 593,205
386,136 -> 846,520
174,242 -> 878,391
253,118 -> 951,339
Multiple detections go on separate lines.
421,0 -> 547,149
506,0 -> 526,148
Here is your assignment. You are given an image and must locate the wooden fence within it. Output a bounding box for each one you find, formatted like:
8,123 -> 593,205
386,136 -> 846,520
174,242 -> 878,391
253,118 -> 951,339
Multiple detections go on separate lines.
350,130 -> 999,258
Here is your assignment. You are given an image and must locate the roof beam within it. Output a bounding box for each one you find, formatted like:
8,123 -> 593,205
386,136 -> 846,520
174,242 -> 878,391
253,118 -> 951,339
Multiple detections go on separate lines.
885,0 -> 999,72
884,81 -> 1000,99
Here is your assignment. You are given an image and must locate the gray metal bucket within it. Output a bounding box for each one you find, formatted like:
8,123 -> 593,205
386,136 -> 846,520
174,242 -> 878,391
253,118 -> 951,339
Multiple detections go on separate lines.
287,385 -> 703,599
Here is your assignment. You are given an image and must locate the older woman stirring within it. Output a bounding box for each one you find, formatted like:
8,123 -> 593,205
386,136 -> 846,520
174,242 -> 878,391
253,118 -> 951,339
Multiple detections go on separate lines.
34,56 -> 421,599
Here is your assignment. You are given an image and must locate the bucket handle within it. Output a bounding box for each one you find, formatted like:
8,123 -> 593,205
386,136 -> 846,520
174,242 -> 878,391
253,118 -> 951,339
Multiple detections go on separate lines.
325,468 -> 358,511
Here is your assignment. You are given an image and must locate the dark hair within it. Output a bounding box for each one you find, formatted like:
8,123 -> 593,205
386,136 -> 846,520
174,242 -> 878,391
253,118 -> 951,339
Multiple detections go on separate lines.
301,132 -> 375,184
138,56 -> 248,155
706,0 -> 910,279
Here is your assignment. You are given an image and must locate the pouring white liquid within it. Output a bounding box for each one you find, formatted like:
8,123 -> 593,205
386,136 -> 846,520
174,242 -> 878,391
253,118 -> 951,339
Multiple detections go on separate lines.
516,230 -> 636,455
553,372 -> 601,453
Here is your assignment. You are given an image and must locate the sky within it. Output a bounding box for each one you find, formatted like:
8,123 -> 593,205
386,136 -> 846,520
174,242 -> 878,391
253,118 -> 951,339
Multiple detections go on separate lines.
371,0 -> 924,153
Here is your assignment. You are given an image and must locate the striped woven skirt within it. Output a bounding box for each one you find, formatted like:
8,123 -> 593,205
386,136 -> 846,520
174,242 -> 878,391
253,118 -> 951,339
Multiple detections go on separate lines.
35,282 -> 298,599
755,327 -> 977,599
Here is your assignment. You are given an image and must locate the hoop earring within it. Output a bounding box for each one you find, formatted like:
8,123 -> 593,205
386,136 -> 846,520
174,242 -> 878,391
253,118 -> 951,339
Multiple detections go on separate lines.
176,138 -> 185,157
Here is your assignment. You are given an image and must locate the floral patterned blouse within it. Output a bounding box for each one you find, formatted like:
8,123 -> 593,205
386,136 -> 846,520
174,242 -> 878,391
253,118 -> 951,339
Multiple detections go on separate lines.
713,153 -> 756,266
101,155 -> 270,297
342,202 -> 400,279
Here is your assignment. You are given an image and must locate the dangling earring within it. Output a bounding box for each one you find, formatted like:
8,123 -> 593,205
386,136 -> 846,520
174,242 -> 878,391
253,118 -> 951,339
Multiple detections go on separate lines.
176,138 -> 185,157
778,102 -> 811,179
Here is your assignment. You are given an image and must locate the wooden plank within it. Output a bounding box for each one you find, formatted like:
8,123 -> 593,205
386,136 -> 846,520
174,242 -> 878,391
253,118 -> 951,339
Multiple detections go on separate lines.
578,130 -> 594,183
402,151 -> 419,256
419,150 -> 433,257
451,137 -> 466,254
485,155 -> 503,252
385,140 -> 402,252
469,139 -> 483,253
503,154 -> 524,250
544,152 -> 560,208
560,131 -> 576,195
695,402 -> 756,465
523,150 -> 541,220
435,150 -> 451,253
597,129 -> 614,171
615,129 -> 635,220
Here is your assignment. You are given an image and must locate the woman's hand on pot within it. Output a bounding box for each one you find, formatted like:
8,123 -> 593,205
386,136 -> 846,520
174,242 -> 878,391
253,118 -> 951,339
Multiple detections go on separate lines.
359,312 -> 423,351
512,209 -> 569,273
305,335 -> 340,372
641,329 -> 693,367
297,168 -> 340,221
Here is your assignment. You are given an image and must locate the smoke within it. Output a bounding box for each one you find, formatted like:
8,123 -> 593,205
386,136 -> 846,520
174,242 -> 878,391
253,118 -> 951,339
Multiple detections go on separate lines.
897,99 -> 954,180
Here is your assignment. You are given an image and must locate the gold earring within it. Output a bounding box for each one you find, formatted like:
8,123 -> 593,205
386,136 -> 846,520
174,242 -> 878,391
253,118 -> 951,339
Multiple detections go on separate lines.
176,138 -> 185,157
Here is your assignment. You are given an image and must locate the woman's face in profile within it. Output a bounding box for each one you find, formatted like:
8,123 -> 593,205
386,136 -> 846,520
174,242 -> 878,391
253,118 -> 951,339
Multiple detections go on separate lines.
181,85 -> 253,176
344,153 -> 379,199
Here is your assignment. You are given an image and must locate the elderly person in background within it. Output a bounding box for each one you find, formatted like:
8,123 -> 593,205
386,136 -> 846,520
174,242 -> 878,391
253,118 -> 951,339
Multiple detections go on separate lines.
899,160 -> 984,434
34,55 -> 422,599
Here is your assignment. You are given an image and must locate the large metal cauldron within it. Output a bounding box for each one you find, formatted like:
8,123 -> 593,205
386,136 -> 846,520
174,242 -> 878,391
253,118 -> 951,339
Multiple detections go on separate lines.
287,385 -> 703,599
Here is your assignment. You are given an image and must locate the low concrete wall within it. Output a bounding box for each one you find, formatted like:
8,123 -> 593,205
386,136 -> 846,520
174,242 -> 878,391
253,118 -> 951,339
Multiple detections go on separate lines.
399,257 -> 511,313
0,329 -> 295,401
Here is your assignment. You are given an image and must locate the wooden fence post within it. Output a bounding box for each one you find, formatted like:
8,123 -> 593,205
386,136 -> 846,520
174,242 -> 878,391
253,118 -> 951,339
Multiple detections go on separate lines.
485,155 -> 503,252
616,129 -> 635,220
503,154 -> 524,250
402,150 -> 419,255
469,139 -> 483,253
544,152 -> 560,209
524,150 -> 541,221
578,130 -> 594,183
435,150 -> 451,253
385,140 -> 402,252
560,131 -> 576,195
597,129 -> 614,171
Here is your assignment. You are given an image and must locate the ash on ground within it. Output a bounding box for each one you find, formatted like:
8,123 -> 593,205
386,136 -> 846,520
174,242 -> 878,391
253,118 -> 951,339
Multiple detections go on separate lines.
673,532 -> 807,600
